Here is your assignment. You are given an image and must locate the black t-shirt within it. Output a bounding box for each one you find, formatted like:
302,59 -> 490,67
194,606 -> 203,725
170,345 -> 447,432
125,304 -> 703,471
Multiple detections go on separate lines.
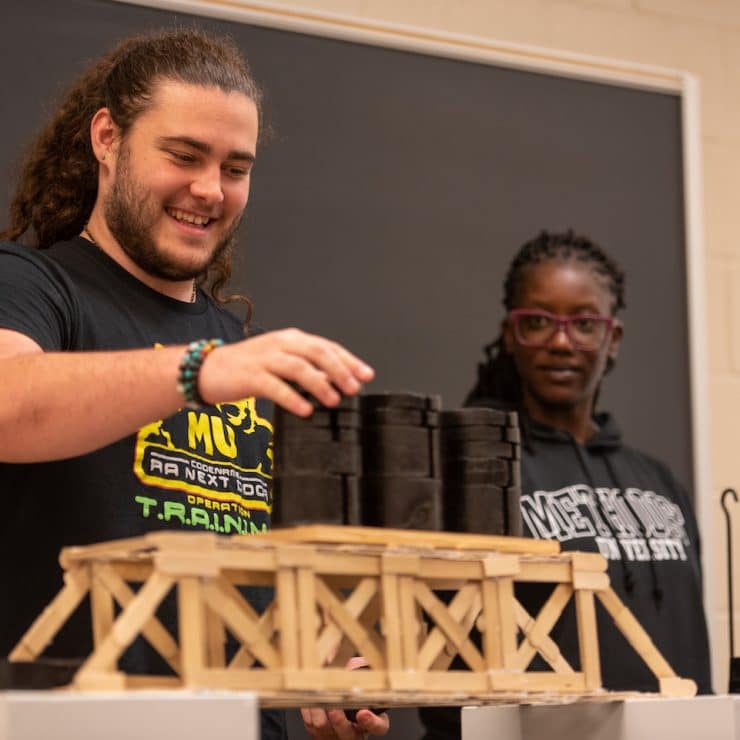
0,238 -> 274,658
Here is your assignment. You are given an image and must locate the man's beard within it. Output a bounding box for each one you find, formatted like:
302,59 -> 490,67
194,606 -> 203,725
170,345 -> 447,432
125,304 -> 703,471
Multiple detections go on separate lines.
104,147 -> 242,282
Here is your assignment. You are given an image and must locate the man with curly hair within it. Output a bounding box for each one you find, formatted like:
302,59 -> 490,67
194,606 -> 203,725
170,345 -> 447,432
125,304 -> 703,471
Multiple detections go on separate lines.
0,27 -> 387,740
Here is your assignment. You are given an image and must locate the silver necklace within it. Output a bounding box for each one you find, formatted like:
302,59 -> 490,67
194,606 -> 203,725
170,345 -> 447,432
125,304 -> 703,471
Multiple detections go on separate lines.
82,224 -> 197,303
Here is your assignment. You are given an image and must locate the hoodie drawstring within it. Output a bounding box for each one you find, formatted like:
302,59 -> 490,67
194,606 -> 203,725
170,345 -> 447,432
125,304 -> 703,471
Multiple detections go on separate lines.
602,455 -> 663,607
569,441 -> 639,598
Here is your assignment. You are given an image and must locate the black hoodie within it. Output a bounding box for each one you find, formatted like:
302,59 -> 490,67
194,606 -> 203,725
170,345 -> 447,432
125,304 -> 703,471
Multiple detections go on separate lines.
419,410 -> 712,740
516,411 -> 712,693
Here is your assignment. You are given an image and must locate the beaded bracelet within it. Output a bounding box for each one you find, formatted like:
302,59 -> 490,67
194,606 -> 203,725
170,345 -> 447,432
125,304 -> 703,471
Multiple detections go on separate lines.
177,338 -> 224,409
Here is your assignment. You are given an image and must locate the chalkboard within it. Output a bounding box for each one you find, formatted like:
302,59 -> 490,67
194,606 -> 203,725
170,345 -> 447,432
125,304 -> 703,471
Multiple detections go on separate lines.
1,0 -> 692,492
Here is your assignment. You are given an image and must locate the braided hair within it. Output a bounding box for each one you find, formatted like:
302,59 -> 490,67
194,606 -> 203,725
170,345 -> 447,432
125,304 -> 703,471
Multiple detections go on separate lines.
465,230 -> 625,410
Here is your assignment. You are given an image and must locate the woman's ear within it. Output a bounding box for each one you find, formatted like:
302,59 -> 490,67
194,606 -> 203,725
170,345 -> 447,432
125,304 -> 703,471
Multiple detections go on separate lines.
607,321 -> 623,361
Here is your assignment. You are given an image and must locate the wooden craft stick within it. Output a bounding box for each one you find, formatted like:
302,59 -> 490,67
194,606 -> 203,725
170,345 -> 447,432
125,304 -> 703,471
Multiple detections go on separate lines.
494,578 -> 518,668
263,524 -> 558,555
516,561 -> 571,583
658,676 -> 698,697
74,670 -> 128,691
380,571 -> 404,672
201,578 -> 281,669
515,672 -> 587,692
419,671 -> 489,693
230,602 -> 278,669
59,536 -> 152,568
90,565 -> 115,647
178,576 -> 207,685
276,564 -> 300,671
9,567 -> 90,660
205,604 -> 226,668
481,579 -> 503,670
428,590 -> 482,671
399,575 -> 421,668
93,563 -> 180,672
179,667 -> 285,691
317,577 -> 378,665
315,578 -> 386,669
412,582 -> 485,672
597,587 -> 674,678
124,674 -> 182,689
76,571 -> 175,677
419,584 -> 480,670
326,633 -> 357,668
570,551 -> 608,573
310,552 -> 380,577
297,567 -> 319,669
352,590 -> 384,666
284,667 -> 387,692
513,584 -> 574,672
114,563 -> 154,582
575,589 -> 601,690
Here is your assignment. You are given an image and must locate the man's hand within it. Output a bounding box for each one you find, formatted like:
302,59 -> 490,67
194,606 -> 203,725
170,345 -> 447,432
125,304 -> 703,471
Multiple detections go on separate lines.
300,707 -> 390,740
300,657 -> 389,739
198,328 -> 374,413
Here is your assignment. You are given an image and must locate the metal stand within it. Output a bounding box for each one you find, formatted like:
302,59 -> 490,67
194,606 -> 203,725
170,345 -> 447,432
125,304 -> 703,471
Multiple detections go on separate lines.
722,488 -> 740,694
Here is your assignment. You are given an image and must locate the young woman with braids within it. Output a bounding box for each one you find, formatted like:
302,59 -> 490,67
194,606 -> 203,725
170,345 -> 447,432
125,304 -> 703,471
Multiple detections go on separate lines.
419,230 -> 711,740
0,28 -> 386,740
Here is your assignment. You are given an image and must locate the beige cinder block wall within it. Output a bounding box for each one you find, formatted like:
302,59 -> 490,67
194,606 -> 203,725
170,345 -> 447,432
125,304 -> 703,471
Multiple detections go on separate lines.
268,0 -> 737,692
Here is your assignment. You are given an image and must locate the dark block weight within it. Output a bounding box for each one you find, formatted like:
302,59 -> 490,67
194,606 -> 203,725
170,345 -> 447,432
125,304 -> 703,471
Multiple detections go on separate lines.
362,426 -> 438,477
293,391 -> 360,412
443,484 -> 506,535
440,438 -> 517,460
443,457 -> 520,487
505,485 -> 523,537
361,476 -> 443,530
272,475 -> 345,526
362,407 -> 439,428
452,407 -> 518,426
344,476 -> 362,525
274,441 -> 361,476
440,408 -> 510,427
276,426 -> 361,445
276,408 -> 361,430
361,393 -> 442,412
505,426 -> 521,444
0,657 -> 82,689
441,424 -> 520,445
332,395 -> 360,411
438,425 -> 505,443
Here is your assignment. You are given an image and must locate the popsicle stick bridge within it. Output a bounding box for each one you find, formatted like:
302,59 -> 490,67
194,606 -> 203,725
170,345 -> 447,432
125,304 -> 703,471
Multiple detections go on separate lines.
9,526 -> 695,705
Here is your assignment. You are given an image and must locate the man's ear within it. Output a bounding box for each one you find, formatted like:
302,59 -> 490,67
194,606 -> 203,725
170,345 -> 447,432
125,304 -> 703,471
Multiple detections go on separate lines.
607,321 -> 623,361
90,108 -> 120,168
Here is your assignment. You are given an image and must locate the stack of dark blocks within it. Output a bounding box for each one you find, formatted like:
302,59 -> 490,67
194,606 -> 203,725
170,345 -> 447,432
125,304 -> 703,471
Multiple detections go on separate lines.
271,396 -> 361,526
271,394 -> 522,537
439,408 -> 522,536
359,393 -> 443,531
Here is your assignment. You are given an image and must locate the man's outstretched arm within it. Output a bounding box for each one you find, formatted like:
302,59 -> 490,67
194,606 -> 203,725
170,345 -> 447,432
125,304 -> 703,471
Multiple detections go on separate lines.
0,327 -> 374,463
